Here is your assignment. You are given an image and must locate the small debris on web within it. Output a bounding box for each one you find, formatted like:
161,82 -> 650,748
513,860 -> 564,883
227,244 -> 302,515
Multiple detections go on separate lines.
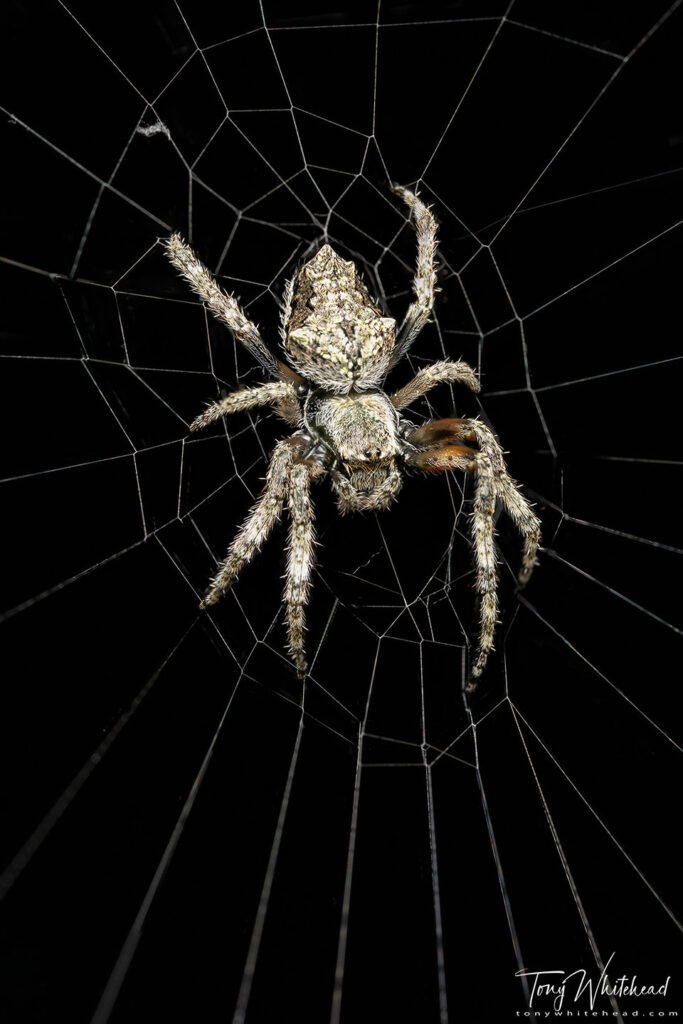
136,121 -> 171,140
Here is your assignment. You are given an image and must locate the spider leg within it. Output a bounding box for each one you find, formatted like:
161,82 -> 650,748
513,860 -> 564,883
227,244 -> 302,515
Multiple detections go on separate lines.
407,415 -> 541,687
201,439 -> 299,608
190,381 -> 301,432
405,444 -> 476,475
390,186 -> 439,365
165,234 -> 303,388
407,417 -> 541,588
455,419 -> 541,588
406,443 -> 499,688
404,416 -> 476,447
278,272 -> 296,347
391,360 -> 480,411
468,452 -> 500,687
284,458 -> 322,678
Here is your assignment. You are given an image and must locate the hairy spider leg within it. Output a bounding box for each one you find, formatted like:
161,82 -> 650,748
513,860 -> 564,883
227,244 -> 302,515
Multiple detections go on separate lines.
406,422 -> 540,689
456,419 -> 541,588
390,186 -> 439,365
285,459 -> 321,677
190,381 -> 301,432
201,439 -> 299,609
165,233 -> 304,392
391,359 -> 480,410
407,417 -> 541,587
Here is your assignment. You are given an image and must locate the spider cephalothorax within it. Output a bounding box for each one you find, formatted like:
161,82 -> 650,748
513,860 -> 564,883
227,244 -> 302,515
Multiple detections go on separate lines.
165,186 -> 541,689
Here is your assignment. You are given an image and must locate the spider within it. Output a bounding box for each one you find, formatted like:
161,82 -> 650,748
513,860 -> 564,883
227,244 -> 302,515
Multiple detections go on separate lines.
165,186 -> 541,688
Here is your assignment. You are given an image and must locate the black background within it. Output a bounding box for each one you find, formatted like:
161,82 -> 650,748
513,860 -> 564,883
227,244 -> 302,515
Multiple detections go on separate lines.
1,2 -> 682,1022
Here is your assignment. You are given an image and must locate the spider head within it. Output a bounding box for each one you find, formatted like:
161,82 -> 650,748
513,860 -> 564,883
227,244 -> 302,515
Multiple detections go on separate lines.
285,245 -> 396,392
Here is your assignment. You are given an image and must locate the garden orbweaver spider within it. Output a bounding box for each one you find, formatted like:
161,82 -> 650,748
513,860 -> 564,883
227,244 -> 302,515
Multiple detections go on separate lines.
165,186 -> 541,688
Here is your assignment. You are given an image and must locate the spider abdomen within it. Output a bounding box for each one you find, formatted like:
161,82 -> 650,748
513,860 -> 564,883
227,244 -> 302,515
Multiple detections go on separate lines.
285,245 -> 396,391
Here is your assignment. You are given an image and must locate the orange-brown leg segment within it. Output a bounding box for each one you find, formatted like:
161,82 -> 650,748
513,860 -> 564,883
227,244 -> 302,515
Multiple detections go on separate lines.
405,418 -> 476,448
406,443 -> 477,474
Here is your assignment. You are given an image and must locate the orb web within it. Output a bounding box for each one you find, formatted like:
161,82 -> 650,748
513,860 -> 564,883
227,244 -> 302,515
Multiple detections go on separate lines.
1,2 -> 682,1021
